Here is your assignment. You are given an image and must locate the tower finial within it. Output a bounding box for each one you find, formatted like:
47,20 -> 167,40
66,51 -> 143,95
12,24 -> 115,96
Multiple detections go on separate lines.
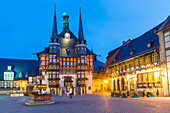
50,2 -> 58,43
78,5 -> 84,44
54,1 -> 56,3
65,8 -> 67,11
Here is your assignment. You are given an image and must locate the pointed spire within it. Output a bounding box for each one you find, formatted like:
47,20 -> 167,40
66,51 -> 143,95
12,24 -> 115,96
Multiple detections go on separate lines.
78,5 -> 84,44
50,2 -> 58,43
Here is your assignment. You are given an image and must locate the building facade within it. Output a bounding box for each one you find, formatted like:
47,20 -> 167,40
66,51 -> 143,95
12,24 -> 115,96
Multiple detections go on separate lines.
0,58 -> 39,94
28,4 -> 105,95
105,16 -> 170,96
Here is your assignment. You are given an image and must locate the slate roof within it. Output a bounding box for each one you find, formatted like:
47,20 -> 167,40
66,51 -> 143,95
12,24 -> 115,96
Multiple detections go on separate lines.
29,66 -> 39,76
0,58 -> 39,80
37,26 -> 96,57
107,21 -> 164,67
93,58 -> 105,72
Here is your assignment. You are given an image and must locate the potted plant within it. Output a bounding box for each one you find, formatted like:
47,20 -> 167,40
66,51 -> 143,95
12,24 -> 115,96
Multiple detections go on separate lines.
119,91 -> 122,97
147,92 -> 154,97
111,91 -> 115,97
127,90 -> 130,98
115,92 -> 119,97
156,89 -> 159,97
133,92 -> 140,98
122,92 -> 127,98
143,90 -> 147,97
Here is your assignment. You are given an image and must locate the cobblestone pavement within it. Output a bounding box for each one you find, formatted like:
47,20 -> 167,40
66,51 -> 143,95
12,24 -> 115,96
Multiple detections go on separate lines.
1,94 -> 170,113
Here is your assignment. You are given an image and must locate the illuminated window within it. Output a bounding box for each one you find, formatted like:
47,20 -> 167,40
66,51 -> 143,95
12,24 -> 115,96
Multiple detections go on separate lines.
78,74 -> 80,78
126,62 -> 129,69
63,62 -> 66,66
148,73 -> 153,81
135,59 -> 138,67
122,63 -> 125,70
130,60 -> 133,67
147,43 -> 151,48
71,62 -> 73,66
139,57 -> 144,65
137,74 -> 143,82
67,62 -> 69,66
49,58 -> 52,62
145,55 -> 151,64
53,59 -> 56,62
152,53 -> 158,63
143,73 -> 147,81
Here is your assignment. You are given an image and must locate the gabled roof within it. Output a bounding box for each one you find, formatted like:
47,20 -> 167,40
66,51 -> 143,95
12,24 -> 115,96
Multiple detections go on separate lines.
0,58 -> 39,80
107,21 -> 163,67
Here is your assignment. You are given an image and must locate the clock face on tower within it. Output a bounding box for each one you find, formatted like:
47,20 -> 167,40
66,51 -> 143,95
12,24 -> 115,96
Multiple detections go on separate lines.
64,33 -> 70,39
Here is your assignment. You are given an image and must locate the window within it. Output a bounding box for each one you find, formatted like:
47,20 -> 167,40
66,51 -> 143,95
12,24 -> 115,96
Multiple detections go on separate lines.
148,73 -> 153,81
130,60 -> 133,67
143,74 -> 147,81
78,74 -> 81,78
122,63 -> 125,70
81,47 -> 83,50
63,62 -> 66,66
152,53 -> 158,63
67,62 -> 69,66
81,74 -> 85,78
135,59 -> 138,67
29,77 -> 32,82
81,59 -> 84,63
126,62 -> 129,69
77,59 -> 80,64
49,58 -> 52,63
71,62 -> 73,66
138,74 -> 143,82
57,59 -> 59,63
139,57 -> 144,65
53,59 -> 56,62
145,55 -> 151,64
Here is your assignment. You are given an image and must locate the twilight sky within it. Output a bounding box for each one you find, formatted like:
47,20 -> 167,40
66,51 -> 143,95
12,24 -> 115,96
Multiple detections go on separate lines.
0,0 -> 170,62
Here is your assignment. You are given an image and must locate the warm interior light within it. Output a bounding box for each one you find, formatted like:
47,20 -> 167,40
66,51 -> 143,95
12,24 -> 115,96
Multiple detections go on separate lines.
104,80 -> 108,83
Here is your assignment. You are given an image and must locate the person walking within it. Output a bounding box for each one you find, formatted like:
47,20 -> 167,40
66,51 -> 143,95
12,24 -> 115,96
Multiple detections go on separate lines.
69,88 -> 72,99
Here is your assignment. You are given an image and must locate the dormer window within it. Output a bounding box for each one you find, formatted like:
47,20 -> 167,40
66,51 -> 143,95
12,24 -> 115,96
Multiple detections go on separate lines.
147,43 -> 151,48
147,42 -> 154,48
130,50 -> 136,55
64,33 -> 70,39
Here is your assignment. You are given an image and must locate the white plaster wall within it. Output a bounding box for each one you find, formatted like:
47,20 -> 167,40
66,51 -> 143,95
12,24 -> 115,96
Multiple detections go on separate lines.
167,56 -> 170,62
166,50 -> 170,56
165,42 -> 170,48
165,36 -> 170,42
86,74 -> 92,94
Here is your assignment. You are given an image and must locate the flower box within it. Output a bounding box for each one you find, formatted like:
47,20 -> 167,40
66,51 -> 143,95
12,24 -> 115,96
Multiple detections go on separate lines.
147,95 -> 154,97
122,96 -> 127,98
132,96 -> 140,98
